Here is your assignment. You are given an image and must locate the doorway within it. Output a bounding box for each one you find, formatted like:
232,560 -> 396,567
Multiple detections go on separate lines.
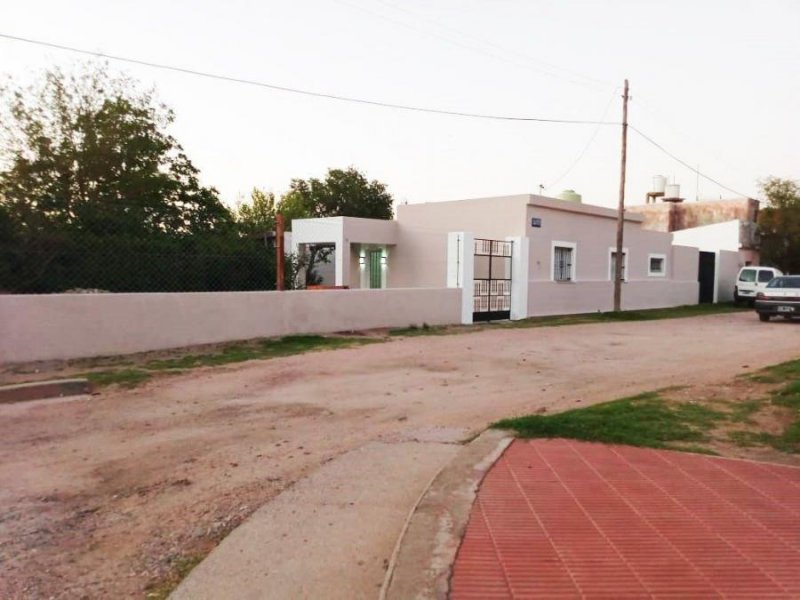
698,251 -> 716,303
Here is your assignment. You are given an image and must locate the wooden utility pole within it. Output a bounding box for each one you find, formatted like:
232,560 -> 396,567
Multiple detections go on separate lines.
613,79 -> 629,312
276,213 -> 286,291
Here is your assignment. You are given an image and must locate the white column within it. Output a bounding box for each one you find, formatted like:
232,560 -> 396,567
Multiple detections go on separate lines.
447,232 -> 474,325
507,236 -> 530,320
335,232 -> 350,287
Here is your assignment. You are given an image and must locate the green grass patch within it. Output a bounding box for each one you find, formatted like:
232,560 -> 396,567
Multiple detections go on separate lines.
81,368 -> 152,389
747,358 -> 800,384
493,392 -> 726,451
144,553 -> 205,600
84,335 -> 376,389
727,399 -> 765,424
388,323 -> 446,337
503,303 -> 745,330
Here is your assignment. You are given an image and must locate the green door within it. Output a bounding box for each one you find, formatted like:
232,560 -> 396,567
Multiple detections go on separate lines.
368,250 -> 382,288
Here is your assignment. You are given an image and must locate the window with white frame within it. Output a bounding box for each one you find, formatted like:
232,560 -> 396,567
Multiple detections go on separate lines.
609,248 -> 628,282
648,253 -> 666,276
552,243 -> 575,281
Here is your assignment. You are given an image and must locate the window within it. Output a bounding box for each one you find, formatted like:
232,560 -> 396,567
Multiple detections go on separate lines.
552,243 -> 575,281
609,248 -> 628,282
738,269 -> 756,282
648,254 -> 666,276
757,270 -> 775,283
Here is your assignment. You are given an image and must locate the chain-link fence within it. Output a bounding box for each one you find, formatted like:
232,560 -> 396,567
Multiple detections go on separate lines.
0,232 -> 283,294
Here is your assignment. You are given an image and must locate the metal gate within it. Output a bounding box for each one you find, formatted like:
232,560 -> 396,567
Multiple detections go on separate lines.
698,251 -> 715,304
473,238 -> 513,322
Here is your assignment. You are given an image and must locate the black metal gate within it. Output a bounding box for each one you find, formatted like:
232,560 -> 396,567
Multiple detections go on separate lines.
473,238 -> 513,322
698,251 -> 716,304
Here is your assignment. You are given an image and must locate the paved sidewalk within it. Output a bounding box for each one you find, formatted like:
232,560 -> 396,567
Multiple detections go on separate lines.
173,441 -> 458,600
452,439 -> 800,599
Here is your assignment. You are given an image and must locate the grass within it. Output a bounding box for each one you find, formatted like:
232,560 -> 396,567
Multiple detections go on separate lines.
502,303 -> 745,329
144,553 -> 205,600
495,357 -> 800,456
494,392 -> 727,451
82,335 -> 376,389
387,303 -> 746,338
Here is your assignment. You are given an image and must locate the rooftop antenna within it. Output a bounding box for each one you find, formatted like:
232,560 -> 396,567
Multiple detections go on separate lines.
538,183 -> 545,195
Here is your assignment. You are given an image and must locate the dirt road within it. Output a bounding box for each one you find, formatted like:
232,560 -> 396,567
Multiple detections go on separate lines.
1,312 -> 798,598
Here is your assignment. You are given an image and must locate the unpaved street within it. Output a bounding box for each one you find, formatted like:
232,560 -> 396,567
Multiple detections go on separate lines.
1,312 -> 798,598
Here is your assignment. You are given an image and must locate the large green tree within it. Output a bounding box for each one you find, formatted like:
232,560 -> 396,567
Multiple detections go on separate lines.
0,64 -> 277,293
280,166 -> 394,224
758,177 -> 800,274
279,167 -> 394,285
0,63 -> 231,237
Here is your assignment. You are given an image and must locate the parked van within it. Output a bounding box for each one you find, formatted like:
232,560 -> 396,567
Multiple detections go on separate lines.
735,266 -> 783,304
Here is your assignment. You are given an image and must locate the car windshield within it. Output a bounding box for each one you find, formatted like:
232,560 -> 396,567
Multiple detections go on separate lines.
767,277 -> 800,289
739,269 -> 756,282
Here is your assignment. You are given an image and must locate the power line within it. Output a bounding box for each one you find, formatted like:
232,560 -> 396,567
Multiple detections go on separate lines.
629,124 -> 752,198
545,87 -> 619,190
0,32 -> 618,125
342,0 -> 611,92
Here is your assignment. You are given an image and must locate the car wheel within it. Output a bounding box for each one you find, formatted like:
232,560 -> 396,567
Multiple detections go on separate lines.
759,313 -> 771,322
734,289 -> 740,304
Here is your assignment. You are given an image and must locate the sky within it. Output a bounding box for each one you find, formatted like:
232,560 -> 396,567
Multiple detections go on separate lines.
2,0 -> 798,210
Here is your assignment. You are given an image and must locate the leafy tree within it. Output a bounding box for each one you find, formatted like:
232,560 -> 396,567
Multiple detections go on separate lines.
236,188 -> 276,237
0,63 -> 232,238
281,166 -> 393,222
758,177 -> 800,274
280,167 -> 394,285
0,64 -> 278,293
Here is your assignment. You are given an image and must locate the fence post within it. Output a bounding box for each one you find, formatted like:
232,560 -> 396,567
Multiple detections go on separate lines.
276,213 -> 285,291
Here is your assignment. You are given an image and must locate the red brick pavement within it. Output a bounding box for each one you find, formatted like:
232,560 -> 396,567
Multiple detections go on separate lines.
450,439 -> 800,599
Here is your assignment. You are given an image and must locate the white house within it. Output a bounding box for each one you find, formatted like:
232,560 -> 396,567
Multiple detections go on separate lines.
291,193 -> 733,324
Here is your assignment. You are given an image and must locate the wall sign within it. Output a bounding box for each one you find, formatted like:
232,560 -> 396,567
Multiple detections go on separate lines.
531,217 -> 542,228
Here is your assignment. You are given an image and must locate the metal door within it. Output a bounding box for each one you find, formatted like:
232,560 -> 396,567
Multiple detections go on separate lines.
473,239 -> 513,321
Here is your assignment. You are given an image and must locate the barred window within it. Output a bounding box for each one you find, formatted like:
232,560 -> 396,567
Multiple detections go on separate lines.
554,246 -> 574,281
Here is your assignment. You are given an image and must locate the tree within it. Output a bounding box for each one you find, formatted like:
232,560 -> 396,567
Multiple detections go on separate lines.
236,188 -> 276,239
0,63 -> 277,293
279,167 -> 394,285
758,177 -> 800,274
281,166 -> 393,222
0,63 -> 232,238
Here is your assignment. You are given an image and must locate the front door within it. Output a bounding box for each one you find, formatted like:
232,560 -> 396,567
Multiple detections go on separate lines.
698,251 -> 715,304
368,250 -> 382,288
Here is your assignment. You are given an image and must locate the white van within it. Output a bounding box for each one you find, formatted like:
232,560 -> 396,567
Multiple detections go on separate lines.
735,266 -> 783,304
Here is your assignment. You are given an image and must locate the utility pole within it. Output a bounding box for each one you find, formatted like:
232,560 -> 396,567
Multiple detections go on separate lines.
613,79 -> 629,312
276,213 -> 286,291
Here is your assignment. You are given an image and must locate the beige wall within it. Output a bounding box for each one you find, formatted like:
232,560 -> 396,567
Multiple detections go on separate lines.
0,288 -> 462,363
528,280 -> 699,316
397,195 -> 529,239
526,204 -> 675,283
717,249 -> 741,303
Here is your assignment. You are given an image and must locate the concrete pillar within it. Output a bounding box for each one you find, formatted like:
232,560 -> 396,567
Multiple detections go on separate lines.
447,232 -> 474,325
335,232 -> 350,287
506,236 -> 530,320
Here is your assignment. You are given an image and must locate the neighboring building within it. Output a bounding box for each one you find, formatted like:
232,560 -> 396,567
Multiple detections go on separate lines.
628,197 -> 760,265
291,194 -> 714,323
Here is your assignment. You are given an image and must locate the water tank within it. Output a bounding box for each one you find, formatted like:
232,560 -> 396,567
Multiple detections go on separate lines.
557,189 -> 582,203
652,175 -> 667,194
665,183 -> 681,199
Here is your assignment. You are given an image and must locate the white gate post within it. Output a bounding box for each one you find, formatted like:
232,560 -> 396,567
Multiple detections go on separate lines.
447,232 -> 474,325
506,236 -> 529,320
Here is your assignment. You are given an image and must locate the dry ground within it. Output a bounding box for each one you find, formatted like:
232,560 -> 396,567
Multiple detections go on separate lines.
1,312 -> 798,599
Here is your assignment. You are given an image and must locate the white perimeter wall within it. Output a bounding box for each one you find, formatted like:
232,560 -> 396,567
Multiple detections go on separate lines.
0,288 -> 462,363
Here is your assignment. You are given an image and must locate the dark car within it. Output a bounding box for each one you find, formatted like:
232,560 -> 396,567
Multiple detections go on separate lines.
755,276 -> 800,322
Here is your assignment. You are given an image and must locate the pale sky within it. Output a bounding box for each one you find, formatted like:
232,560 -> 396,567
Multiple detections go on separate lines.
2,0 -> 798,210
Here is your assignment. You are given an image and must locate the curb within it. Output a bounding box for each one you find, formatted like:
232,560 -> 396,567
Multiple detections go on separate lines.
0,378 -> 92,404
380,429 -> 513,600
